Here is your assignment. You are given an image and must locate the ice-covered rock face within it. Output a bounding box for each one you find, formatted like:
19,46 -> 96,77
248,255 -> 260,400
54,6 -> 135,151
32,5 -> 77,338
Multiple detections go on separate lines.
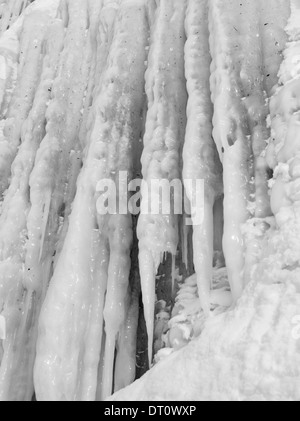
0,0 -> 299,402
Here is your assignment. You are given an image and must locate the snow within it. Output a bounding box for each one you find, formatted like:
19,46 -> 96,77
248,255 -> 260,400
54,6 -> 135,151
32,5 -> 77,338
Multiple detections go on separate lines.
110,275 -> 300,401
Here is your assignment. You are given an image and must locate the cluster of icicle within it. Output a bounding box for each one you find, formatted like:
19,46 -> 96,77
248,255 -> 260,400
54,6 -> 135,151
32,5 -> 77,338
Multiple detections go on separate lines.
0,0 -> 294,401
110,0 -> 300,399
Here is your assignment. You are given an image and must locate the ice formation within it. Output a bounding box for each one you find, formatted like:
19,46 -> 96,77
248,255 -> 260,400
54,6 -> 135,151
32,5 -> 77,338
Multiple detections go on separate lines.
0,0 -> 299,401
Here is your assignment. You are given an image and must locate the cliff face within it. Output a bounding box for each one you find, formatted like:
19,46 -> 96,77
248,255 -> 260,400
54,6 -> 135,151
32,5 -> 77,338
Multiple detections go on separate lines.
0,0 -> 299,401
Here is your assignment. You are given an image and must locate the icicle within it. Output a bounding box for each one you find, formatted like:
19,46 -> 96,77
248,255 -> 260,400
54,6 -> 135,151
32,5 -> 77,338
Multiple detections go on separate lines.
56,0 -> 115,263
180,210 -> 190,273
114,306 -> 138,393
213,196 -> 224,256
100,1 -> 149,398
0,0 -> 93,401
78,229 -> 108,401
114,247 -> 140,393
267,0 -> 300,221
34,189 -> 109,401
34,0 -> 117,401
26,0 -> 91,284
209,0 -> 269,300
101,215 -> 133,400
171,253 -> 176,293
183,0 -> 222,314
78,0 -> 107,150
0,6 -> 63,401
36,0 -> 148,401
210,1 -> 288,289
137,0 -> 187,367
38,190 -> 51,262
0,5 -> 59,195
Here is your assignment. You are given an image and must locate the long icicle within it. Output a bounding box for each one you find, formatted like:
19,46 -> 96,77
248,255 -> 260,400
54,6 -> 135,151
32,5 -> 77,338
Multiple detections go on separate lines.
137,0 -> 187,366
100,0 -> 149,400
35,0 -> 148,401
0,3 -> 63,401
34,0 -> 122,402
209,0 -> 259,301
183,0 -> 223,315
113,215 -> 141,393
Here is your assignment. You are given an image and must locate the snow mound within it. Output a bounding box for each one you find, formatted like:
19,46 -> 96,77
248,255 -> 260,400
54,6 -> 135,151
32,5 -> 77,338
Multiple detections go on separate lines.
110,276 -> 300,401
